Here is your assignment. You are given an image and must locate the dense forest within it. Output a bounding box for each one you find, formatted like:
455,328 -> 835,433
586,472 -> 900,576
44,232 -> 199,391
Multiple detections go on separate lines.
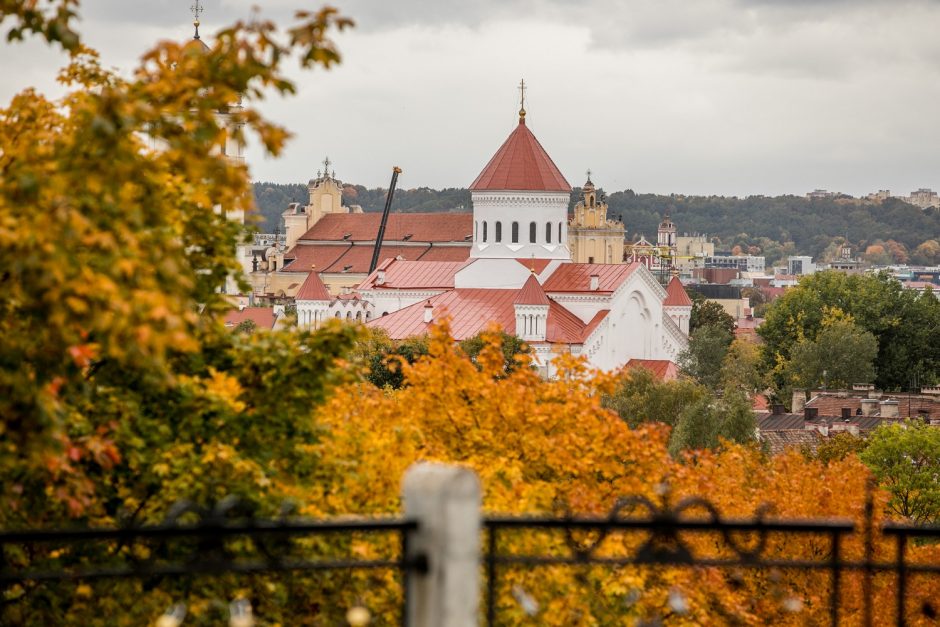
252,182 -> 940,266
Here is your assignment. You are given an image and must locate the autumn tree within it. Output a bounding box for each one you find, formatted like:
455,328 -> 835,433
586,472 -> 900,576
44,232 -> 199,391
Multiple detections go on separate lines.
720,337 -> 765,397
0,2 -> 360,624
309,323 -> 936,625
812,432 -> 869,465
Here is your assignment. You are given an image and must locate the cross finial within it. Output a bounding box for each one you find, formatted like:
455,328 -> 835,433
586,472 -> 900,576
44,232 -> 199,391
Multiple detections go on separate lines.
518,79 -> 527,122
323,156 -> 331,175
586,169 -> 592,183
190,0 -> 203,39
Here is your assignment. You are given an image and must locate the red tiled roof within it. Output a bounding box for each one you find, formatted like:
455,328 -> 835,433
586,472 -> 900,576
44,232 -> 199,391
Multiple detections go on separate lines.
469,120 -> 570,192
368,287 -> 599,344
359,260 -> 469,290
300,213 -> 473,243
224,307 -> 276,330
316,245 -> 432,274
281,244 -> 351,273
295,270 -> 331,301
543,262 -> 640,293
369,289 -> 519,340
418,246 -> 472,262
663,276 -> 693,307
546,304 -> 608,343
515,273 -> 550,306
625,359 -> 679,382
514,258 -> 552,274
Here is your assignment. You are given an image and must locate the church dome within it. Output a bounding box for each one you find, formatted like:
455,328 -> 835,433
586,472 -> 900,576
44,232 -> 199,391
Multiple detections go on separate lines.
469,119 -> 570,193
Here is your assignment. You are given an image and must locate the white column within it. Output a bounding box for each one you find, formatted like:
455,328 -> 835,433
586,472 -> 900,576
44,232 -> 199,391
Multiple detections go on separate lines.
402,463 -> 481,627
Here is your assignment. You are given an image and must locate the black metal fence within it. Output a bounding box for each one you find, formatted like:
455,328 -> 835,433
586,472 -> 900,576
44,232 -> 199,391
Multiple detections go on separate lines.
4,494 -> 940,626
0,497 -> 426,626
484,495 -> 940,627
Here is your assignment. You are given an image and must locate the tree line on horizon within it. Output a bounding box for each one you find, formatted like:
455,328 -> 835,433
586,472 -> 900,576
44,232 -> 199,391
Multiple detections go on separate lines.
253,182 -> 940,267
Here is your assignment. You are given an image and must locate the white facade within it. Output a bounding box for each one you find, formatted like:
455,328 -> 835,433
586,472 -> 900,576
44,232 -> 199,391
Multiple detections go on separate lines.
470,191 -> 571,260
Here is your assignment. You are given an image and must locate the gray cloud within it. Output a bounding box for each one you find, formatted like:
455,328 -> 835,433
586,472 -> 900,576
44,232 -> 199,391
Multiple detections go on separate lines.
2,0 -> 940,196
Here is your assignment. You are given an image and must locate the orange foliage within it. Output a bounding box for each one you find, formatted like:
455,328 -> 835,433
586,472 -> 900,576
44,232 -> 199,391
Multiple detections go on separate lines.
312,322 -> 940,624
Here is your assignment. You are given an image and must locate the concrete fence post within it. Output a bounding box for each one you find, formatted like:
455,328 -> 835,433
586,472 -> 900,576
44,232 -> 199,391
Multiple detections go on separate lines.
402,462 -> 481,627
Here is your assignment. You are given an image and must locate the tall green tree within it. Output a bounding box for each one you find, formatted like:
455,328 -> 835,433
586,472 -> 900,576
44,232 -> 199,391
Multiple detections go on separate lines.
688,291 -> 736,335
678,323 -> 733,390
787,319 -> 878,390
758,271 -> 940,392
603,367 -> 756,454
861,421 -> 940,523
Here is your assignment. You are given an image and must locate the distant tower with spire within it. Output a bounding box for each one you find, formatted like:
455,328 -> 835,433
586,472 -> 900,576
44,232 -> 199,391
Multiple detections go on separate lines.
569,171 -> 625,264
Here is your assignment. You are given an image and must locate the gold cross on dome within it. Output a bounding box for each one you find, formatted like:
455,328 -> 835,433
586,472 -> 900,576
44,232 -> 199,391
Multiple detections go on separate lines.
190,0 -> 203,38
518,79 -> 527,113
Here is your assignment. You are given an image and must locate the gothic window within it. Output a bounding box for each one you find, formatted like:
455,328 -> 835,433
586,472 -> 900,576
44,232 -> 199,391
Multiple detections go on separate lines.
529,221 -> 537,243
545,222 -> 552,243
483,221 -> 488,242
512,222 -> 519,243
495,221 -> 502,243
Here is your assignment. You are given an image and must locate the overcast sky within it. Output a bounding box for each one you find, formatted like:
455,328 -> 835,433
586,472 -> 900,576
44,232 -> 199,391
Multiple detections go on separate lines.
3,0 -> 940,196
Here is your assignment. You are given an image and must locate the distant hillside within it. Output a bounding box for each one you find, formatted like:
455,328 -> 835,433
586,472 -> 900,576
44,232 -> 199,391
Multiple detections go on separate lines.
251,182 -> 940,266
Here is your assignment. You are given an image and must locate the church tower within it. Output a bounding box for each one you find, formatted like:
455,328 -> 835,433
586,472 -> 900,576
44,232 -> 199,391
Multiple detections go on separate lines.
569,173 -> 625,264
468,81 -> 571,261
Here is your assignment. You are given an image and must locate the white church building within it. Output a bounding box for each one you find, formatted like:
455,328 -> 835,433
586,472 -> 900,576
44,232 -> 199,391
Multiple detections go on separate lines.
296,105 -> 691,375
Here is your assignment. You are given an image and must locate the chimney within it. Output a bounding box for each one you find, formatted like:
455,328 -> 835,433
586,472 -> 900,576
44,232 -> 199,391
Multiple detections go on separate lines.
880,400 -> 899,419
841,408 -> 852,421
590,274 -> 600,291
792,389 -> 807,413
423,301 -> 433,324
376,269 -> 386,285
771,404 -> 785,415
860,399 -> 879,417
804,407 -> 818,421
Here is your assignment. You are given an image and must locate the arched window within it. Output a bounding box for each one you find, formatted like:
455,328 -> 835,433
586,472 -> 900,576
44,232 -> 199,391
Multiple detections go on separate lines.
495,221 -> 502,243
483,221 -> 488,242
529,222 -> 537,243
545,222 -> 552,243
512,222 -> 519,243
